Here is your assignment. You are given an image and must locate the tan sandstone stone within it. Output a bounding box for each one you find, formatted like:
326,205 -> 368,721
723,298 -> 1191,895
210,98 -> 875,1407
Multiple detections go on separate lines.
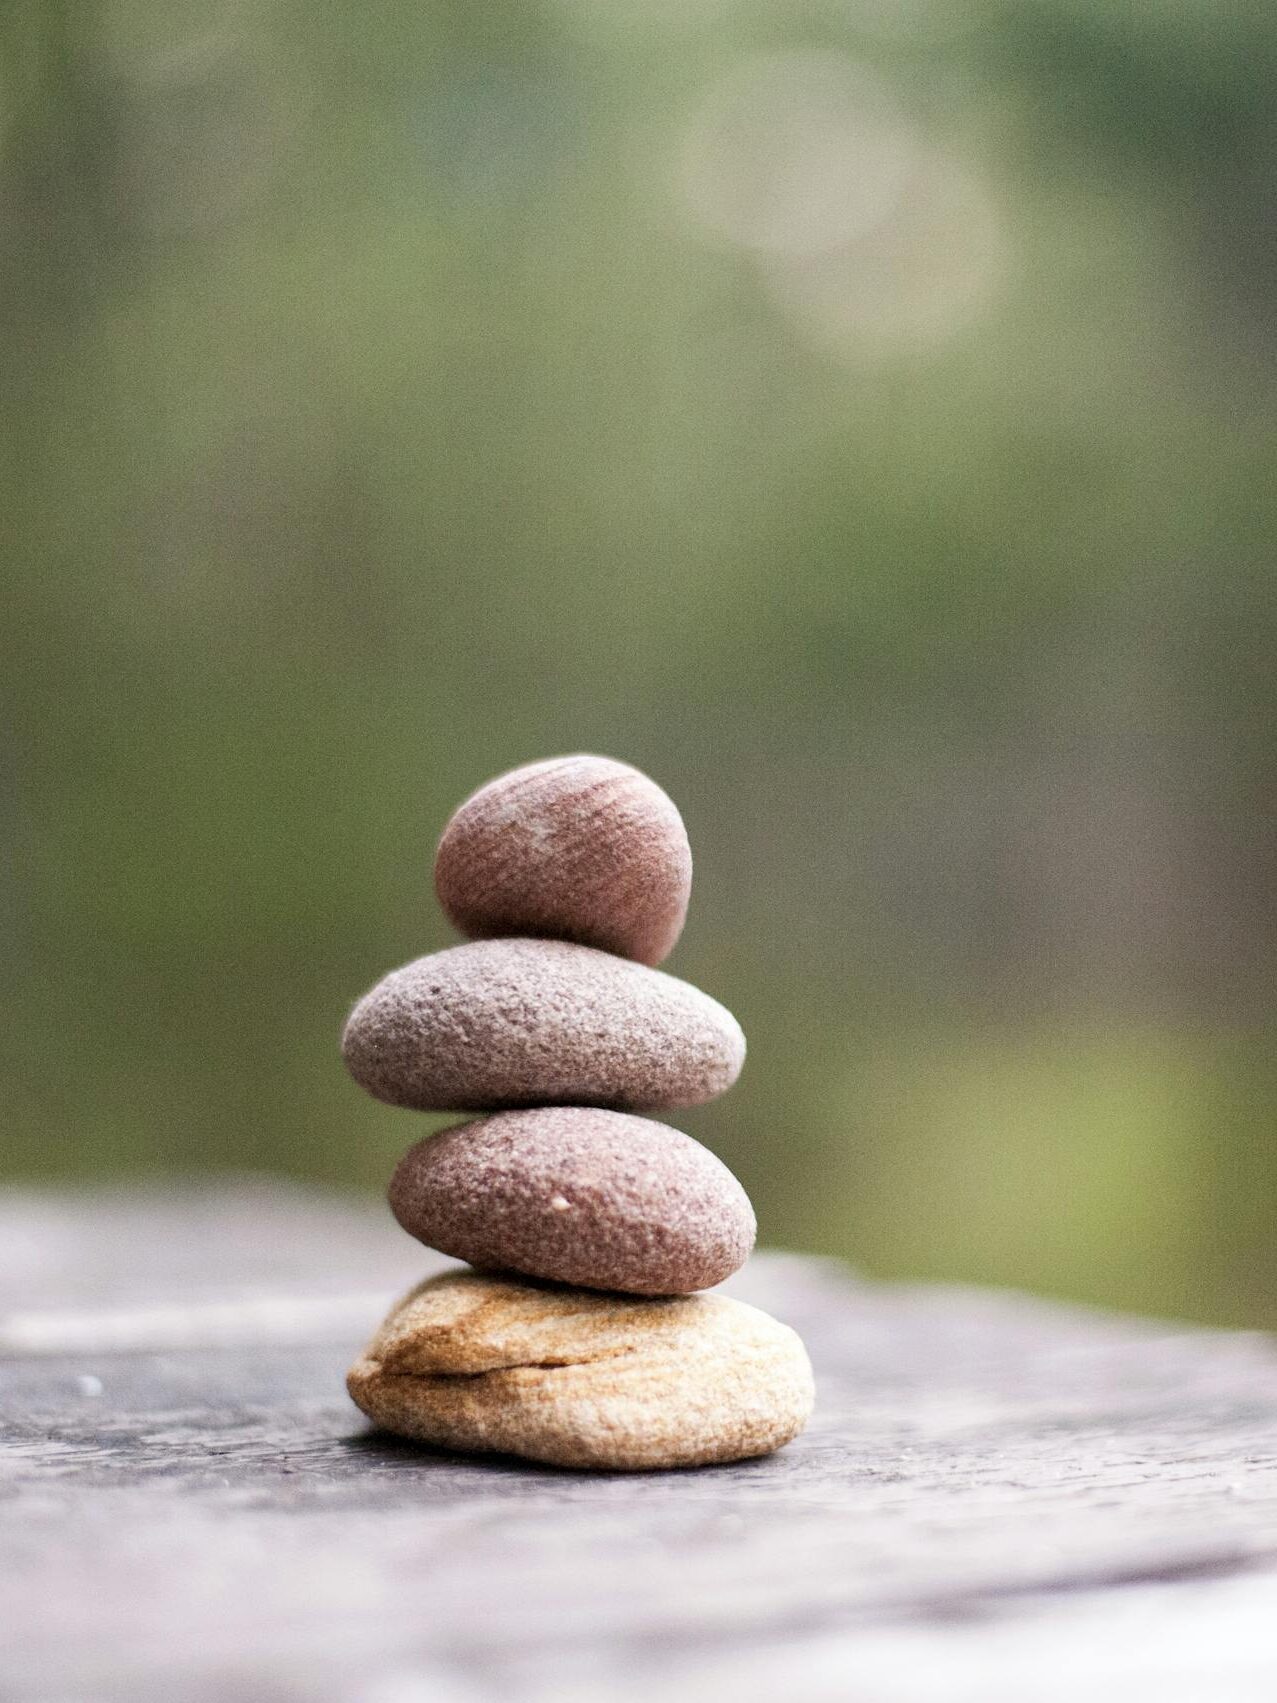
346,1269 -> 814,1471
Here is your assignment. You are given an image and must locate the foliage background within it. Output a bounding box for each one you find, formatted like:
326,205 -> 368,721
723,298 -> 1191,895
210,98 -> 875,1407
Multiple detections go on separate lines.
5,0 -> 1276,1324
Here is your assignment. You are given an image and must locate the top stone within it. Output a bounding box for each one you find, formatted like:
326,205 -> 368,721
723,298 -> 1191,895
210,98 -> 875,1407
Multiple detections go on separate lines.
434,755 -> 692,966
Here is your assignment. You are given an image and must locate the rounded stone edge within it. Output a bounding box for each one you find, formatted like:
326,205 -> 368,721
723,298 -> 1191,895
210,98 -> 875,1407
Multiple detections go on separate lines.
346,1347 -> 814,1471
345,1279 -> 816,1472
433,754 -> 693,967
338,940 -> 747,1114
386,1108 -> 758,1296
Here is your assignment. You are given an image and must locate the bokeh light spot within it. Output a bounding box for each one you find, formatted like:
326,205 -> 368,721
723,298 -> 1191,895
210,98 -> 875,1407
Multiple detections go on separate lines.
763,152 -> 1007,359
675,51 -> 916,257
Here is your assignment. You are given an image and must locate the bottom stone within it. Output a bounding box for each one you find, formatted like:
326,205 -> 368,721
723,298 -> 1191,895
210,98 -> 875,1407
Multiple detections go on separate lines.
347,1268 -> 815,1471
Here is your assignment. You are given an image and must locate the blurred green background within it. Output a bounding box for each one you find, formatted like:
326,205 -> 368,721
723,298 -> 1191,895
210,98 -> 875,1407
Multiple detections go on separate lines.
4,0 -> 1276,1325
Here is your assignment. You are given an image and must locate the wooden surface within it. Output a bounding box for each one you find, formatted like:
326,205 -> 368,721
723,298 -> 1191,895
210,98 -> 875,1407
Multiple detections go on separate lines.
3,1184 -> 1277,1701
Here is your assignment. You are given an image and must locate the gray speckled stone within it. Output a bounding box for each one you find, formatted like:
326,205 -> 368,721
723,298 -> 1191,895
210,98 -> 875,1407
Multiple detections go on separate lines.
341,938 -> 745,1113
388,1108 -> 756,1295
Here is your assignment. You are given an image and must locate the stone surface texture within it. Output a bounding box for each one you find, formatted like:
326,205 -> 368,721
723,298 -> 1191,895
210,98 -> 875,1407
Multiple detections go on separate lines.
389,1108 -> 756,1295
434,754 -> 693,966
341,937 -> 745,1112
346,1268 -> 815,1470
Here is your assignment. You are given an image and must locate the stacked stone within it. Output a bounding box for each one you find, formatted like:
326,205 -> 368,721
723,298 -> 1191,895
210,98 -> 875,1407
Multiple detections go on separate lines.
342,756 -> 815,1471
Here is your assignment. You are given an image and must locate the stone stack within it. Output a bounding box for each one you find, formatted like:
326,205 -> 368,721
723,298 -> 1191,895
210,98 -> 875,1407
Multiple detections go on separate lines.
343,755 -> 814,1471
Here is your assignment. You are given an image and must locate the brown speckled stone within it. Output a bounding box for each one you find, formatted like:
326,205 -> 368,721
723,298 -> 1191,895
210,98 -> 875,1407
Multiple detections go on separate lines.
341,938 -> 745,1113
434,755 -> 692,967
346,1269 -> 815,1470
388,1108 -> 756,1295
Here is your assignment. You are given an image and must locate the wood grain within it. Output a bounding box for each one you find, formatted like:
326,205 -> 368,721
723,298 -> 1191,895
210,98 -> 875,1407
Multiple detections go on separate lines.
3,1185 -> 1277,1701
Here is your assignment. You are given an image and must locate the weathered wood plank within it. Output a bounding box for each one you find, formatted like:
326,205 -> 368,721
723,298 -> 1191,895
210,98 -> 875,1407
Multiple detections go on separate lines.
3,1186 -> 1277,1701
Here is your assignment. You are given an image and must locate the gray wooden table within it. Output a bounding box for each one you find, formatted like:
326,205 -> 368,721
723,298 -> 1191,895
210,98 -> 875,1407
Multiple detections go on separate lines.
4,1184 -> 1277,1701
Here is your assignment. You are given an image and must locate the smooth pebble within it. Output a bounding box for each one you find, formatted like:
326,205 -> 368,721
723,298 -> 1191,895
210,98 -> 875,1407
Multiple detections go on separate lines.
341,938 -> 745,1113
389,1107 -> 756,1295
434,755 -> 692,967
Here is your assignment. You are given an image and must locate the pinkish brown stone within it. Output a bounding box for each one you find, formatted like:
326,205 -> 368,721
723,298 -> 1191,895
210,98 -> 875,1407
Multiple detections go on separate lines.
388,1108 -> 756,1295
434,755 -> 692,967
